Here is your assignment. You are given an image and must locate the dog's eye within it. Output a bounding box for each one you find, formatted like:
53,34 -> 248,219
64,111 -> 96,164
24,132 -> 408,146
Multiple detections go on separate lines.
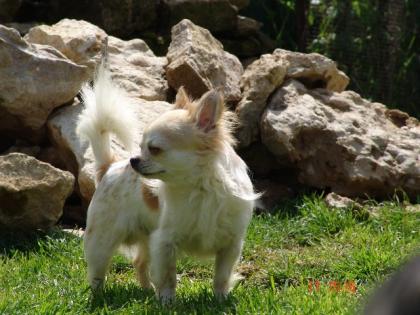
148,145 -> 162,156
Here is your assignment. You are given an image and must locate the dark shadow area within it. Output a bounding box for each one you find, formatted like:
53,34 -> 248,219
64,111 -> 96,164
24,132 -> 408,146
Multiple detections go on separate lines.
0,228 -> 80,258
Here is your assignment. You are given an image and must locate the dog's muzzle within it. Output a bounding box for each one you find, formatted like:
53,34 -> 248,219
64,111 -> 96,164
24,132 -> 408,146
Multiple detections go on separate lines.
130,157 -> 165,176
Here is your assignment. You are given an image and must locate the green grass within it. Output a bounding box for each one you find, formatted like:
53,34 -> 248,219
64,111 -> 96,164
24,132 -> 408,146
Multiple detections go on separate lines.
1,195 -> 419,314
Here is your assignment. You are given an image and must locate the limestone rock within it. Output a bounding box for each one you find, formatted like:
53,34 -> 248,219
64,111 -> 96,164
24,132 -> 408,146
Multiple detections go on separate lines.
275,49 -> 349,92
325,192 -> 361,210
236,49 -> 349,147
0,153 -> 74,231
0,25 -> 89,135
235,16 -> 262,37
47,99 -> 172,202
25,19 -> 168,101
261,79 -> 420,198
161,0 -> 237,33
166,19 -> 243,102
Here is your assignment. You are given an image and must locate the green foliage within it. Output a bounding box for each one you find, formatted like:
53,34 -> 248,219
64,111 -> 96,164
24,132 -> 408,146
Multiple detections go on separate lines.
1,196 -> 419,314
247,0 -> 420,118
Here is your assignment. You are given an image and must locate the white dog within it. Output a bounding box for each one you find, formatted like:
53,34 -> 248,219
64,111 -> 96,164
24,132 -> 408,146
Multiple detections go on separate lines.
77,62 -> 257,302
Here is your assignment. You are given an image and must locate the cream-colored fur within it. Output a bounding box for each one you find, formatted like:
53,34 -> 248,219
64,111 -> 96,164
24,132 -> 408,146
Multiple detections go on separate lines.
77,63 -> 257,303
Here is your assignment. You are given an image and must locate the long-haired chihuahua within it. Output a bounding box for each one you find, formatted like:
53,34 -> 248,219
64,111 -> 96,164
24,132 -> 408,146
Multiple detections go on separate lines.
77,57 -> 257,303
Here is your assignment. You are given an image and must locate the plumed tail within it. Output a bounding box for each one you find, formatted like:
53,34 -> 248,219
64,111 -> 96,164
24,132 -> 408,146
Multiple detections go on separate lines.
76,39 -> 138,182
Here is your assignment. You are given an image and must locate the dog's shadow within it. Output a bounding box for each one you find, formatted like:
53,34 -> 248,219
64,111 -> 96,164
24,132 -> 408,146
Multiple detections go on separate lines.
89,283 -> 238,314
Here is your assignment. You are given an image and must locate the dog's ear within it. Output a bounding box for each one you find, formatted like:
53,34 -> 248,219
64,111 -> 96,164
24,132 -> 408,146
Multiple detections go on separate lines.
174,86 -> 190,109
194,89 -> 224,132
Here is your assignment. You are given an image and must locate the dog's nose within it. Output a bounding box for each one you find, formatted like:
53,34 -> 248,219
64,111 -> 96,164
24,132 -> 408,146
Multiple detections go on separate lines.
130,157 -> 141,168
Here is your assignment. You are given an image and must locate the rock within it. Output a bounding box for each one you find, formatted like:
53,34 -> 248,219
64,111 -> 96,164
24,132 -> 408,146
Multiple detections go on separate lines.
235,16 -> 262,37
261,79 -> 420,198
62,228 -> 85,238
25,19 -> 168,101
325,192 -> 361,210
161,0 -> 237,33
406,204 -> 420,213
0,25 -> 89,136
47,99 -> 172,202
0,0 -> 22,23
4,22 -> 39,36
166,19 -> 243,103
236,49 -> 349,147
238,142 -> 282,177
25,19 -> 107,71
235,53 -> 287,147
48,0 -> 156,38
229,0 -> 249,10
0,153 -> 74,231
276,49 -> 349,92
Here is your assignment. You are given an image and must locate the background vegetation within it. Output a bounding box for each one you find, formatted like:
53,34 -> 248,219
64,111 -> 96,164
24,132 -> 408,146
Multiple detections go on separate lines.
243,0 -> 420,118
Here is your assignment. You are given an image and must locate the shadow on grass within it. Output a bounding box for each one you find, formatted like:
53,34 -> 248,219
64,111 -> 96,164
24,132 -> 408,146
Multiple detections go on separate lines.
0,228 -> 80,257
89,283 -> 238,314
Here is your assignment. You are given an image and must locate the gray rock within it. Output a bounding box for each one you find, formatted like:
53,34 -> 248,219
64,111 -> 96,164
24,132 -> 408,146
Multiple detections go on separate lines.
261,79 -> 420,198
0,25 -> 89,135
236,49 -> 349,147
25,19 -> 168,101
166,19 -> 243,102
325,192 -> 361,210
0,153 -> 74,231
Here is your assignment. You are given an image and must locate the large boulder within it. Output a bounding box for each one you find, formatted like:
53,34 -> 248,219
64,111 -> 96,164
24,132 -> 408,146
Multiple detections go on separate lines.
161,0 -> 238,33
25,19 -> 168,101
0,153 -> 75,231
261,79 -> 420,198
166,19 -> 243,103
47,99 -> 172,203
0,25 -> 89,137
236,49 -> 349,147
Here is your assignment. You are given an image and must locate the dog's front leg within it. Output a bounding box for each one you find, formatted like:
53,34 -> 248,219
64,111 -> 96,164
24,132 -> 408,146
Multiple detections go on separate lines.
150,229 -> 177,303
213,241 -> 243,299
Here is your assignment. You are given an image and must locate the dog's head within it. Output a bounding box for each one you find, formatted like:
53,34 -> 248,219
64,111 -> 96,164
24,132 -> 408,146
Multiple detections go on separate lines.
130,87 -> 235,183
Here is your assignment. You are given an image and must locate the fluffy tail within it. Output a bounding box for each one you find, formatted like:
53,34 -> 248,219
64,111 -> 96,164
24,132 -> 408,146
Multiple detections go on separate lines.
76,39 -> 138,182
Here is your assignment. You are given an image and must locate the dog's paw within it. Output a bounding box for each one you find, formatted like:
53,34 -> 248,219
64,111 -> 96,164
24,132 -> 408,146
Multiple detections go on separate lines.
91,277 -> 104,292
214,289 -> 229,301
157,287 -> 175,305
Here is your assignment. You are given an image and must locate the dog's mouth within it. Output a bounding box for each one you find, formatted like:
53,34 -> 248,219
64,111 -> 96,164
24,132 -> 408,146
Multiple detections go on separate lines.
130,157 -> 166,177
139,170 -> 166,176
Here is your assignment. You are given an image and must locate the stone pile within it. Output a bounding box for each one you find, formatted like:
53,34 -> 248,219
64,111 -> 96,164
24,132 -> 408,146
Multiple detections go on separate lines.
0,17 -> 419,232
1,0 -> 274,59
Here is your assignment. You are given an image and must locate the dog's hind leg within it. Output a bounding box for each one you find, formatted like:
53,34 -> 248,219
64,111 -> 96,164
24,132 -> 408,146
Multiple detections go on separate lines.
133,239 -> 152,289
84,223 -> 121,292
213,241 -> 243,299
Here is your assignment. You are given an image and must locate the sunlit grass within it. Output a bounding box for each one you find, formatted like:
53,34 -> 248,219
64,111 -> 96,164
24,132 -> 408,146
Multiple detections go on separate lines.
1,195 -> 419,314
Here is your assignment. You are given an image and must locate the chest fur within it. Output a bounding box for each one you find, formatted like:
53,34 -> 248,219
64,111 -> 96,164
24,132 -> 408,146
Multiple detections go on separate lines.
164,192 -> 235,255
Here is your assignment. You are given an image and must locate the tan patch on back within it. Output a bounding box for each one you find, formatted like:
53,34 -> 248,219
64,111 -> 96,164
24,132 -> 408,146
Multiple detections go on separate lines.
142,184 -> 159,212
96,156 -> 117,183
